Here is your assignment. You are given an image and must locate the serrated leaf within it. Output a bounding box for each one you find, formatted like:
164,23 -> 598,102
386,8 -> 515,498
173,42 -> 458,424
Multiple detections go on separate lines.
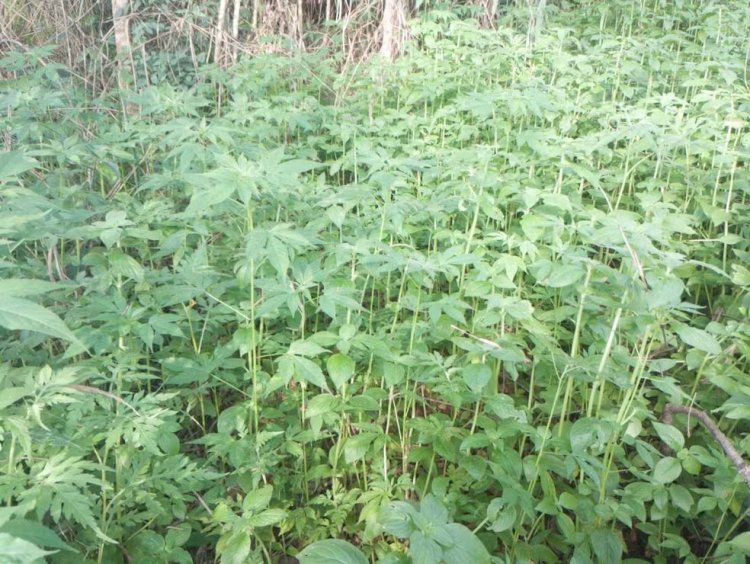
297,539 -> 368,564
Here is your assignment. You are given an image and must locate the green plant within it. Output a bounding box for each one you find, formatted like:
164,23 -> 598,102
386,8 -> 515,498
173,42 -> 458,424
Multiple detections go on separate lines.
1,1 -> 749,562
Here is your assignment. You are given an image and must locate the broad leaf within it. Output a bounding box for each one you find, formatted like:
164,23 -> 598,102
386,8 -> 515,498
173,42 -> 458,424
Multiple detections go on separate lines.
0,296 -> 81,345
298,539 -> 367,564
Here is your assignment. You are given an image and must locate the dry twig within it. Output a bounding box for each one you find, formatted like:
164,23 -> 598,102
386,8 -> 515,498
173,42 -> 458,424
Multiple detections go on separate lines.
662,403 -> 750,488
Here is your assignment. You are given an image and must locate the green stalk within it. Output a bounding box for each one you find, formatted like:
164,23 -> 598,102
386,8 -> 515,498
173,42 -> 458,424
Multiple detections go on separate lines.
558,265 -> 592,436
587,304 -> 623,418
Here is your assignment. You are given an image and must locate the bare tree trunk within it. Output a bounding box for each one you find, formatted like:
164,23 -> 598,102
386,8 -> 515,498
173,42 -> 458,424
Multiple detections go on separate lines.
215,0 -> 229,64
111,0 -> 132,89
231,0 -> 241,62
252,0 -> 261,29
380,0 -> 406,60
478,0 -> 499,29
526,0 -> 547,49
296,0 -> 305,48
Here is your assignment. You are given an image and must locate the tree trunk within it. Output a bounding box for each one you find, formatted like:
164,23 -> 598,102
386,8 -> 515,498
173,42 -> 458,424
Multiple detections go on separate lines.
111,0 -> 132,89
296,0 -> 305,48
478,0 -> 499,29
215,0 -> 229,64
380,0 -> 406,60
526,0 -> 547,49
231,0 -> 241,62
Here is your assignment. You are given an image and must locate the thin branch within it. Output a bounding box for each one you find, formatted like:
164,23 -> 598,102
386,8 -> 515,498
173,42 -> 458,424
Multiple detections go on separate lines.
662,403 -> 750,488
66,384 -> 140,416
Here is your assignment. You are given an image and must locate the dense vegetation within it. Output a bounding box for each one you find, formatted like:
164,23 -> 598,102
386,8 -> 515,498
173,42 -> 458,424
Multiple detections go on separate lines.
1,1 -> 750,562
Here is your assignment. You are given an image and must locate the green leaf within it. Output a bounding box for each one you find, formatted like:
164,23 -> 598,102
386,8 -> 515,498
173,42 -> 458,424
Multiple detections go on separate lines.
653,422 -> 684,451
184,172 -> 236,215
128,530 -> 164,555
488,506 -> 516,533
108,249 -> 145,282
674,324 -> 721,355
246,508 -> 286,528
645,277 -> 684,309
0,519 -> 75,553
242,486 -> 273,514
461,363 -> 492,394
0,295 -> 81,345
305,393 -> 340,418
0,151 -> 38,179
731,264 -> 750,286
441,523 -> 491,564
419,495 -> 449,526
281,159 -> 324,174
344,433 -> 377,464
297,539 -> 368,564
217,530 -> 250,564
728,531 -> 750,554
327,353 -> 355,390
530,260 -> 584,288
653,457 -> 682,484
556,513 -> 576,538
570,417 -> 611,453
0,387 -> 30,411
590,528 -> 622,563
669,484 -> 693,512
165,524 -> 191,548
410,531 -> 442,564
291,356 -> 329,390
380,502 -> 417,538
0,279 -> 68,298
289,340 -> 329,357
0,533 -> 55,564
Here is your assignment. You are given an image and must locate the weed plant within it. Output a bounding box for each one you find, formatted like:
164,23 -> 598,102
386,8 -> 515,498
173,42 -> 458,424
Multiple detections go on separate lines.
1,1 -> 749,562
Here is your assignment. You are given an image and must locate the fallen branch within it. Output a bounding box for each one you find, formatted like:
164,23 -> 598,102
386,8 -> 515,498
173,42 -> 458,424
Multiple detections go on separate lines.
66,384 -> 140,416
662,403 -> 750,488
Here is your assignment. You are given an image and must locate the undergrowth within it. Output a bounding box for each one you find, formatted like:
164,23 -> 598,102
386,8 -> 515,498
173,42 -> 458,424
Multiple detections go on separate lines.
1,1 -> 749,563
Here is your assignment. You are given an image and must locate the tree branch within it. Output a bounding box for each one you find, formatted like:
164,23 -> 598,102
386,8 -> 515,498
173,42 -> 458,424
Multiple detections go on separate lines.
662,403 -> 750,488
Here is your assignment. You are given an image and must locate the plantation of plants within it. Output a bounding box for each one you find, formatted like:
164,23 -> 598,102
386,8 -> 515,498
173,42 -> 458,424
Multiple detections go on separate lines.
1,1 -> 750,562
